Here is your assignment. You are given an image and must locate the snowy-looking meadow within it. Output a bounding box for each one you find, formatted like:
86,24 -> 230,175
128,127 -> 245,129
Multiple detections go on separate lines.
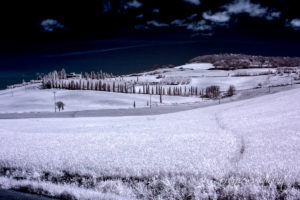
1,60 -> 300,199
0,87 -> 300,199
0,84 -> 204,114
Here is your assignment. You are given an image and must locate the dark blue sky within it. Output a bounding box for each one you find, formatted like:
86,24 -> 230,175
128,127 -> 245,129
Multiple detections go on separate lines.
1,0 -> 300,42
1,0 -> 300,88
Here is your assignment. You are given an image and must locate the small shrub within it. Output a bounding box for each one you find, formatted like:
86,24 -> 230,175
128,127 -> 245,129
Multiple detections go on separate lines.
226,85 -> 236,97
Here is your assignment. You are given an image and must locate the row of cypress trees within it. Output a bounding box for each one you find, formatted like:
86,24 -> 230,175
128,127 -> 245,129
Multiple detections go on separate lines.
42,69 -> 210,97
42,78 -> 205,97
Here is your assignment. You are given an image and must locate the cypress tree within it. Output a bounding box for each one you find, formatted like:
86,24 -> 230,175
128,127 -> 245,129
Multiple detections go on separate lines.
87,80 -> 90,90
91,82 -> 94,90
107,84 -> 110,92
133,85 -> 136,93
99,81 -> 102,91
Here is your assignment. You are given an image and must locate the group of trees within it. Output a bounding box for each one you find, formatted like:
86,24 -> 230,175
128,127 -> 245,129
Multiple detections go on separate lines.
204,85 -> 220,99
204,85 -> 236,99
42,69 -> 67,81
82,71 -> 114,79
42,69 -> 237,100
42,69 -> 114,81
43,77 -> 205,97
189,54 -> 300,70
160,76 -> 191,85
43,79 -> 129,93
276,67 -> 300,75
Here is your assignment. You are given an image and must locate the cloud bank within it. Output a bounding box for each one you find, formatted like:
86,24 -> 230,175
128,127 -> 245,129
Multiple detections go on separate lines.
288,19 -> 300,30
134,0 -> 290,35
187,20 -> 213,32
126,0 -> 143,9
224,0 -> 267,17
203,11 -> 230,23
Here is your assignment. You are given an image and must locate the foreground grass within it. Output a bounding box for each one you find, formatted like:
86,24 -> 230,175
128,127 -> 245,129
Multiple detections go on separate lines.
1,167 -> 300,200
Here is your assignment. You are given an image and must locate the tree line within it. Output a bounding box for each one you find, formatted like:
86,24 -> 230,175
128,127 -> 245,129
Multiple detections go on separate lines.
42,69 -> 235,99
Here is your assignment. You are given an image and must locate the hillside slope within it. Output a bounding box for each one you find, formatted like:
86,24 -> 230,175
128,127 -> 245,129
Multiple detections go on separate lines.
189,54 -> 300,69
0,87 -> 300,199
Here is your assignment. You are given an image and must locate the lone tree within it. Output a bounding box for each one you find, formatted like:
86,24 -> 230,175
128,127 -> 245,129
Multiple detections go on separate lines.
226,85 -> 236,97
56,101 -> 65,112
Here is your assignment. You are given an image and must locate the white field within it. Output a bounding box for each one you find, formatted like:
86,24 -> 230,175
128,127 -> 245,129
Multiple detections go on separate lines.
123,63 -> 294,91
1,63 -> 300,199
0,84 -> 202,113
0,87 -> 300,199
2,63 -> 295,114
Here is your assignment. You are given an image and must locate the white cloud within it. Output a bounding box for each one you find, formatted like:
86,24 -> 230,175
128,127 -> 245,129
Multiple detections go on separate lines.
146,20 -> 169,27
288,19 -> 300,30
265,11 -> 281,20
291,19 -> 300,27
186,20 -> 213,31
40,19 -> 64,32
203,11 -> 231,23
224,0 -> 267,17
126,0 -> 143,9
182,0 -> 200,6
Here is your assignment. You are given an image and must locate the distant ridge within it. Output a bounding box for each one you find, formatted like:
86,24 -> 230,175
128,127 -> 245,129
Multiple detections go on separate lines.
189,54 -> 300,70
